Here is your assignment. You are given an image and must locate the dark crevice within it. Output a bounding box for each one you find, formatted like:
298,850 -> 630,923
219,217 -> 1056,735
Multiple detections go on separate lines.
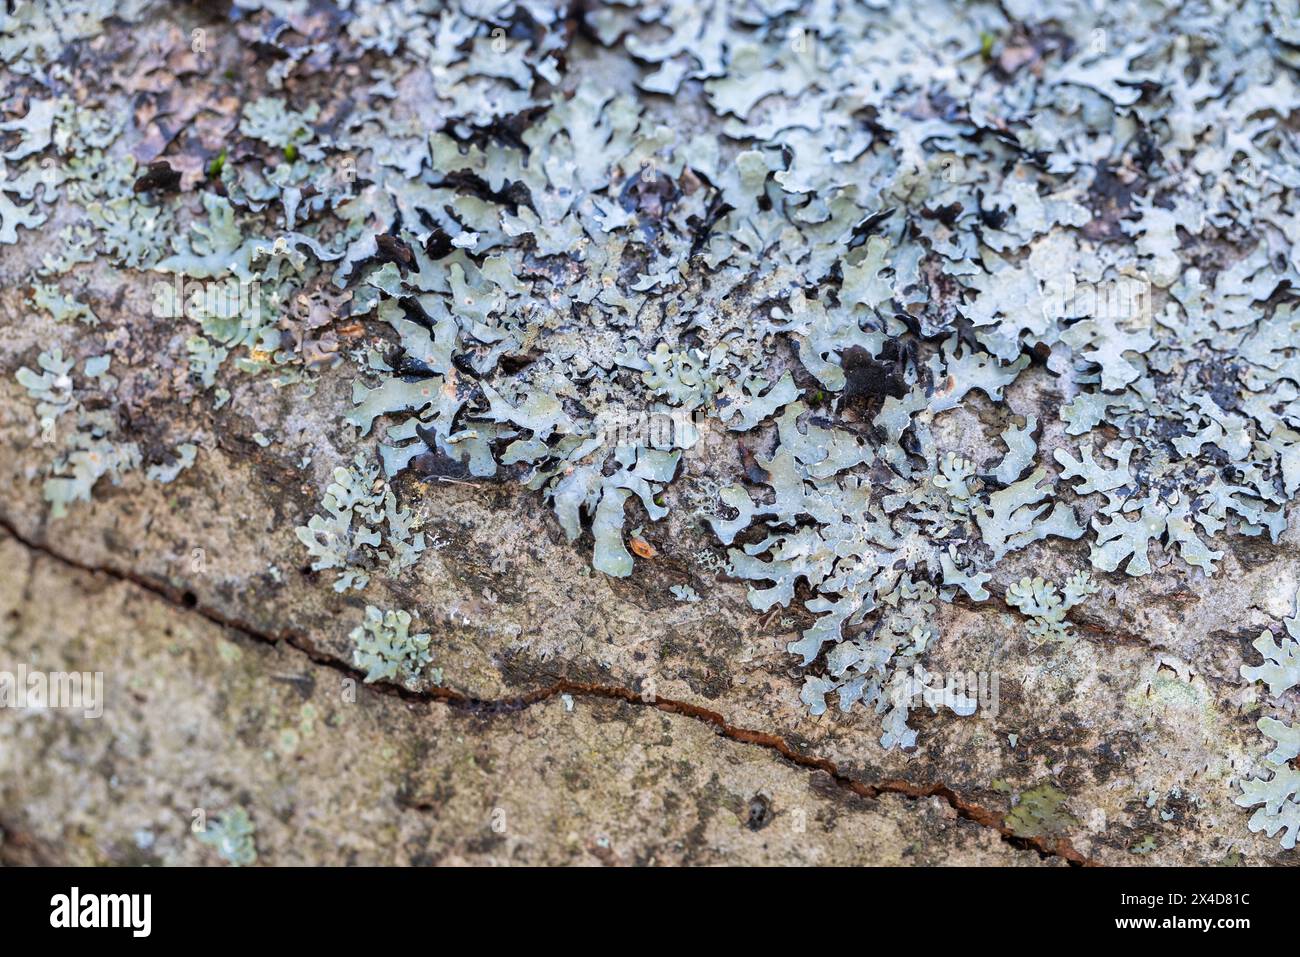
0,512 -> 1094,866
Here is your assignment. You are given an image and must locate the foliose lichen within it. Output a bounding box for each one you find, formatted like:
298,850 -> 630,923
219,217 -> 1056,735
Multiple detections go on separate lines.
195,807 -> 258,866
9,0 -> 1300,760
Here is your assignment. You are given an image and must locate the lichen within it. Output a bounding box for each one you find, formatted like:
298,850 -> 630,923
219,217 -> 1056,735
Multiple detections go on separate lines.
1241,592 -> 1300,697
1237,588 -> 1300,850
1005,572 -> 1099,643
1236,717 -> 1300,851
11,0 -> 1300,763
295,453 -> 425,592
350,605 -> 434,688
195,807 -> 258,866
16,350 -> 141,517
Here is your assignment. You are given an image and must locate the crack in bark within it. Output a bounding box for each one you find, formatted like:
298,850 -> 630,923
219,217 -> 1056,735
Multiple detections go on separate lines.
0,514 -> 1094,866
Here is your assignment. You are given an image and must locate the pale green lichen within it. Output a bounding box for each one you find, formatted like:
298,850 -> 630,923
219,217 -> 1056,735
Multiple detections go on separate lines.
1005,572 -> 1098,643
670,584 -> 700,603
1237,717 -> 1300,851
295,454 -> 425,592
350,605 -> 433,688
31,283 -> 97,326
195,807 -> 257,866
1241,590 -> 1300,697
16,351 -> 141,517
1237,589 -> 1300,850
239,97 -> 320,156
12,0 -> 1300,767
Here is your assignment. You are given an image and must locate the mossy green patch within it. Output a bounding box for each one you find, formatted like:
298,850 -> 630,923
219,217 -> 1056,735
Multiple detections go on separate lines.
1005,784 -> 1076,840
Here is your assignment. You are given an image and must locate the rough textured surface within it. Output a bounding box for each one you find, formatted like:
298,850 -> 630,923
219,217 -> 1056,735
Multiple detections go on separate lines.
3,0 -> 1300,867
1,384 -> 1295,866
0,538 -> 1041,866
